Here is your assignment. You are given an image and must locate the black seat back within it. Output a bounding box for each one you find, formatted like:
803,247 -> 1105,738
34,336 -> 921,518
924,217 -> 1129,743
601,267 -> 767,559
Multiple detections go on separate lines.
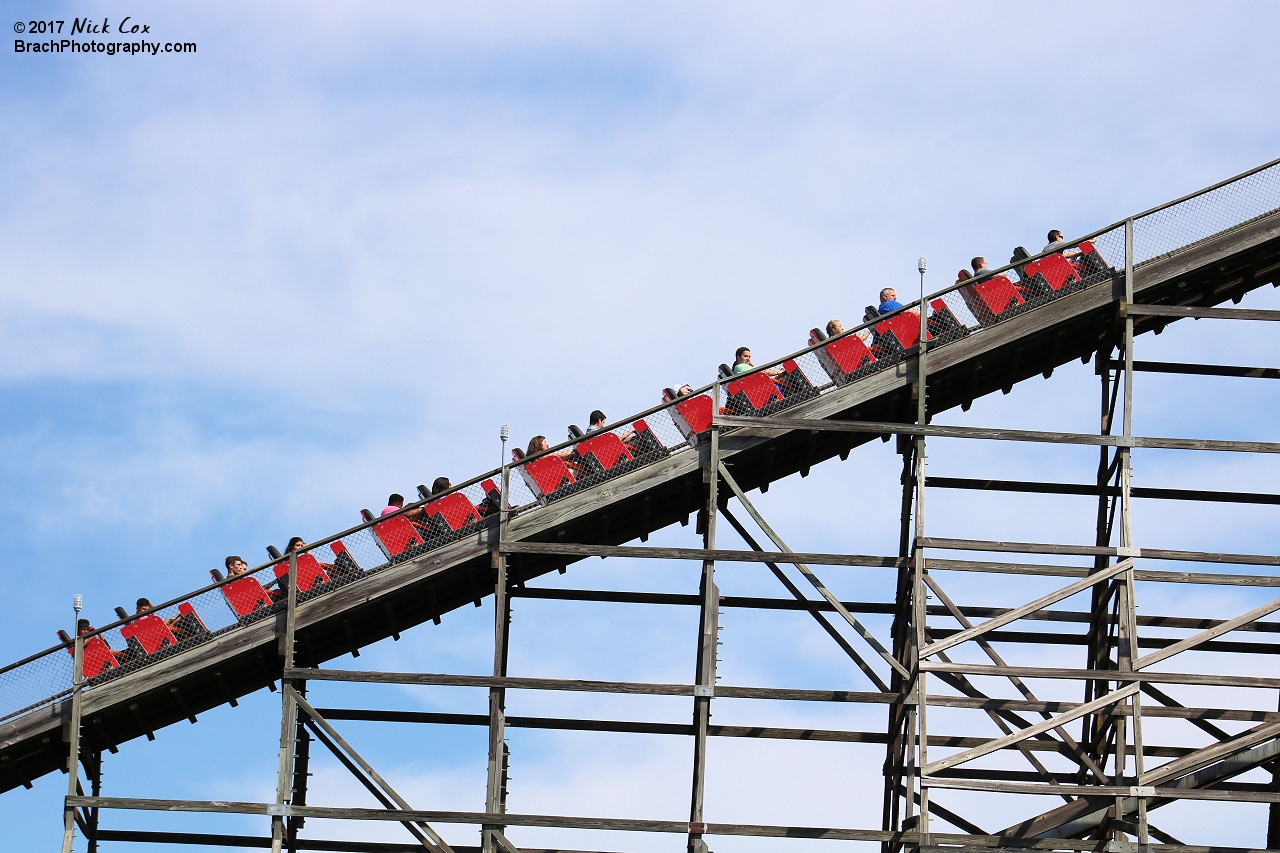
718,363 -> 733,379
267,545 -> 283,560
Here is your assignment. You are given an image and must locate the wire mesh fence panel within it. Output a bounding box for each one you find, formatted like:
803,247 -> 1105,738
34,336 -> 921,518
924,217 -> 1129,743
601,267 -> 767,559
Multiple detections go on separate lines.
1134,162 -> 1280,265
0,645 -> 75,725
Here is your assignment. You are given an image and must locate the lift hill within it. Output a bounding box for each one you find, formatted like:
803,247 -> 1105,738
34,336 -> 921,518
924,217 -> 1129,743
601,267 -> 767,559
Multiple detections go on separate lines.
3,158 -> 1280,838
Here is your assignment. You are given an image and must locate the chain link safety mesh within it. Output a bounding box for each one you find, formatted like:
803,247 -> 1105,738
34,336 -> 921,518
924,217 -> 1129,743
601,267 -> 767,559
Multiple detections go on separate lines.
4,163 -> 1279,726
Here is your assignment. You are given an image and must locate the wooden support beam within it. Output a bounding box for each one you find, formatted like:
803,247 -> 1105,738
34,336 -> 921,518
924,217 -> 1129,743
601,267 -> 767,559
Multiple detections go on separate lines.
1118,360 -> 1280,380
1135,595 -> 1280,670
928,555 -> 1280,586
500,540 -> 900,568
716,462 -> 909,679
303,720 -> 434,849
924,775 -> 1280,804
921,660 -> 1280,690
920,560 -> 1131,658
93,830 -> 613,853
287,667 -> 902,704
292,689 -> 452,853
169,687 -> 197,725
1123,303 -> 1280,322
923,574 -> 1110,785
921,537 -> 1280,567
926,475 -> 1280,506
720,506 -> 890,692
65,796 -> 902,842
714,414 -> 1280,454
922,684 -> 1138,775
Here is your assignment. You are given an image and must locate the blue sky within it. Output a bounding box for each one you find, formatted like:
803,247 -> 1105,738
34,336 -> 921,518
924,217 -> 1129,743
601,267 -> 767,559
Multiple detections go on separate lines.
3,1 -> 1280,849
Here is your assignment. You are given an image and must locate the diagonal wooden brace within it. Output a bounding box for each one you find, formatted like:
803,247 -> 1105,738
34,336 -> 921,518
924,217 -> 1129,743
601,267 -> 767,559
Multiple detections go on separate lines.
921,559 -> 1131,659
717,462 -> 909,679
289,686 -> 455,853
924,683 -> 1139,776
1135,595 -> 1280,671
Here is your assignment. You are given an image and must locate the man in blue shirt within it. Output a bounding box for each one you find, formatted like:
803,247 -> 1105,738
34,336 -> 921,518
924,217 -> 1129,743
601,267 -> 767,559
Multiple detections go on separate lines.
878,288 -> 903,315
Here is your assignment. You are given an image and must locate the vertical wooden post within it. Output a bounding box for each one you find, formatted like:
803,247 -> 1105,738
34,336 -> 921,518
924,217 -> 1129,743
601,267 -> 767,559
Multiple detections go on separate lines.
60,633 -> 85,853
1268,693 -> 1280,847
1084,346 -> 1119,772
287,681 -> 310,853
484,461 -> 513,853
913,260 -> 930,845
85,750 -> 101,853
272,553 -> 300,853
1119,217 -> 1148,844
883,444 -> 916,848
688,380 -> 722,853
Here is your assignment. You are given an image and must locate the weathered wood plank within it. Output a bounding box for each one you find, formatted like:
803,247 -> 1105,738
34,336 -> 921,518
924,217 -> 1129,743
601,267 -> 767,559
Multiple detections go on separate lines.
500,541 -> 899,568
1135,596 -> 1280,671
1125,303 -> 1280,322
923,775 -> 1280,804
921,537 -> 1280,567
921,661 -> 1280,690
717,415 -> 1280,454
65,797 -> 899,841
920,561 -> 1131,658
922,684 -> 1138,775
285,668 -> 902,705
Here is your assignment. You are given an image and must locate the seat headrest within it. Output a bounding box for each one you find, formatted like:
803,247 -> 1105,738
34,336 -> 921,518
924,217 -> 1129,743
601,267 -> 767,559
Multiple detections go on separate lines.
568,425 -> 584,439
1011,246 -> 1030,262
360,508 -> 375,522
956,269 -> 971,282
718,363 -> 733,379
662,387 -> 677,402
512,448 -> 525,460
114,606 -> 129,621
58,629 -> 72,644
210,568 -> 226,583
417,484 -> 431,501
810,327 -> 827,342
863,306 -> 879,324
267,545 -> 283,560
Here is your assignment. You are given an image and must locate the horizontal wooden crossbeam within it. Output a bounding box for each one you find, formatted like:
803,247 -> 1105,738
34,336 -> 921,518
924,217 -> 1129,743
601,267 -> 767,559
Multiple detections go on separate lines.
926,475 -> 1280,505
500,540 -> 899,567
921,661 -> 1280,690
1113,359 -> 1280,380
713,414 -> 1280,454
920,561 -> 1131,658
284,668 -> 905,704
922,684 -> 1139,775
65,797 -> 899,842
922,775 -> 1280,804
920,537 -> 1280,567
1122,302 -> 1280,322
